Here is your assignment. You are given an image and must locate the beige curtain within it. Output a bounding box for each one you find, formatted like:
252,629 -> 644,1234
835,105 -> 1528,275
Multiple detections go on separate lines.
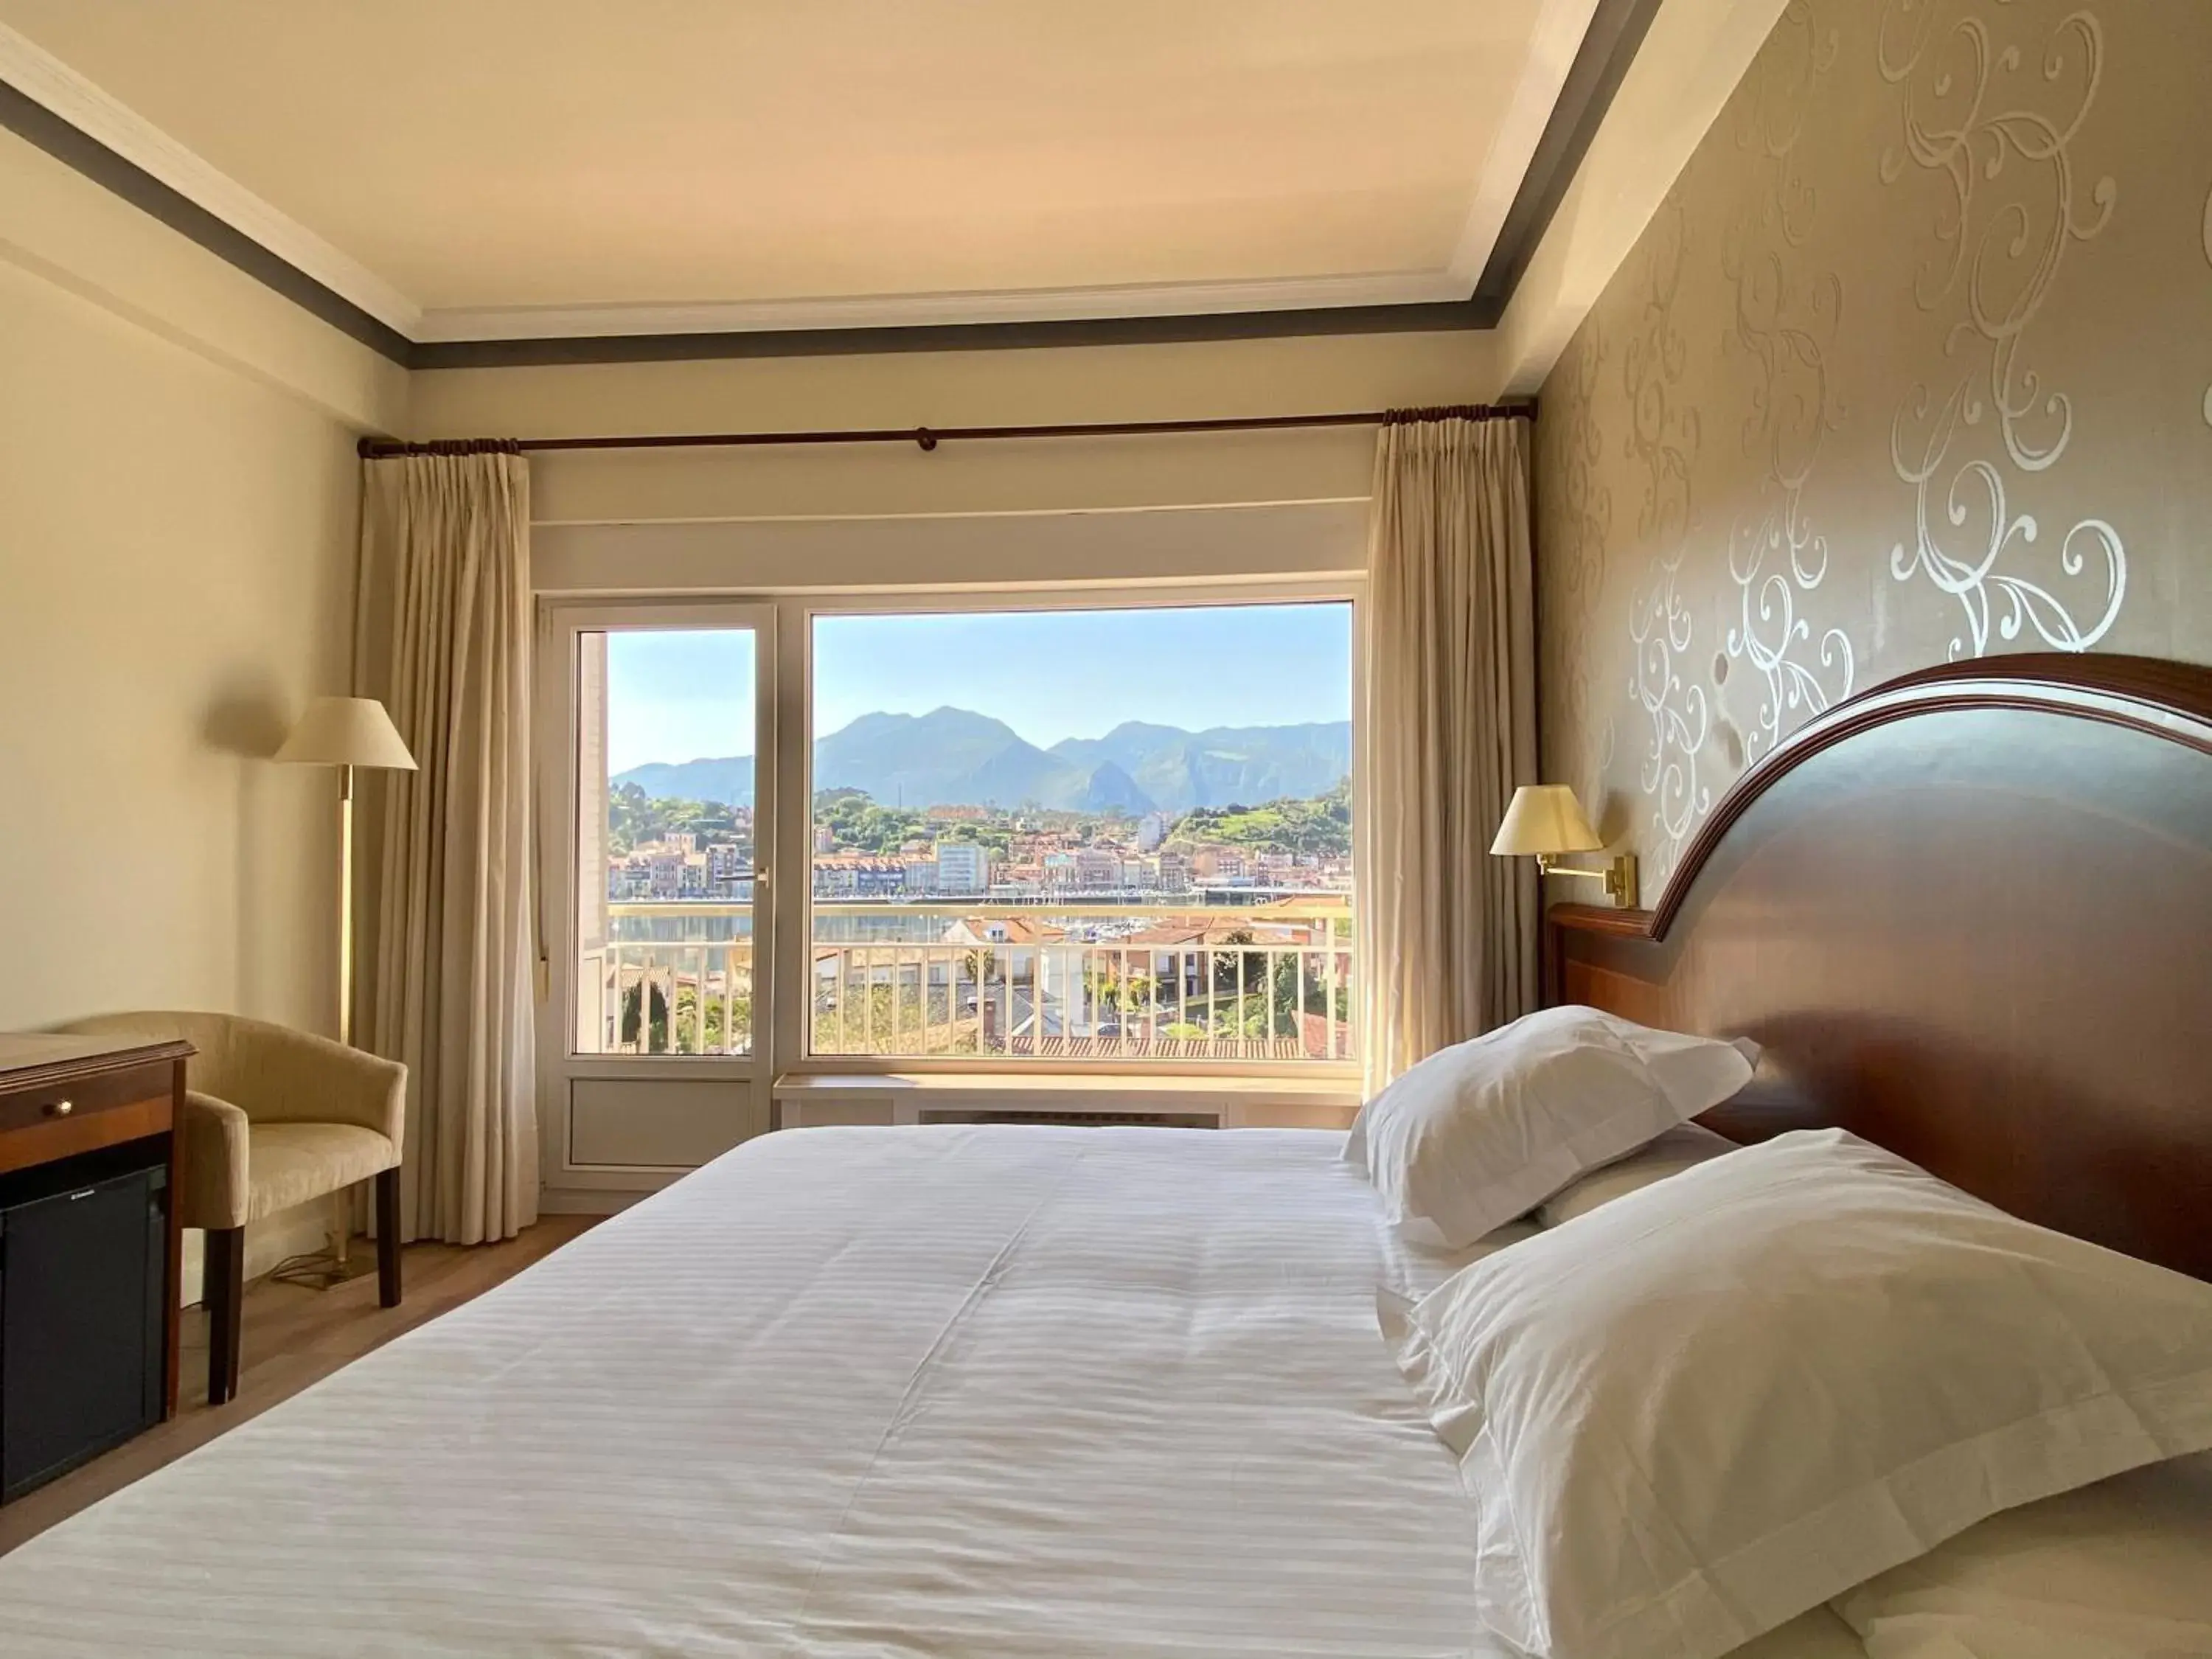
357,446 -> 538,1245
1357,413 -> 1540,1091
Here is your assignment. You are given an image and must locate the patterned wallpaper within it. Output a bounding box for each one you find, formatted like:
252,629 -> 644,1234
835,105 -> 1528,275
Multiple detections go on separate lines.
1534,0 -> 2212,894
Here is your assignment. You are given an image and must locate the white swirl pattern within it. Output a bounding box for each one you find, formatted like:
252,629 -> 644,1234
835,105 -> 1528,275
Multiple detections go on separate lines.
1540,321 -> 1615,795
1722,1 -> 1856,762
1535,0 -> 2207,904
1623,196 -> 1710,884
1879,0 -> 2126,657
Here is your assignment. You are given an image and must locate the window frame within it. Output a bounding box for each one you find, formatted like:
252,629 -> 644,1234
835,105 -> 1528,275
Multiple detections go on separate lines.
771,577 -> 1366,1082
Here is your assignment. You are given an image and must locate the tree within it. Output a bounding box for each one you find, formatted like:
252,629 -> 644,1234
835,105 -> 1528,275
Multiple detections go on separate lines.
1168,779 -> 1352,860
620,980 -> 669,1051
1082,957 -> 1155,1037
610,785 -> 734,855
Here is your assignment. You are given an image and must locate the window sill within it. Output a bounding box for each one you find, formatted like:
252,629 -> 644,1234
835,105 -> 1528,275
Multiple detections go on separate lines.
771,1070 -> 1360,1131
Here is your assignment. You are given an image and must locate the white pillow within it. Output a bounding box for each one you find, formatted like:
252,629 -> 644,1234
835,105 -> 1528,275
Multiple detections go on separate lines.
1832,1451 -> 2212,1658
1344,1005 -> 1753,1246
1382,1129 -> 2212,1659
1534,1120 -> 1739,1226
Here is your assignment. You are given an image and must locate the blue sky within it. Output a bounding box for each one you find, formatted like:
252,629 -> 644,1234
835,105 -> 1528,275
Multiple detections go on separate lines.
604,602 -> 1352,773
606,629 -> 758,777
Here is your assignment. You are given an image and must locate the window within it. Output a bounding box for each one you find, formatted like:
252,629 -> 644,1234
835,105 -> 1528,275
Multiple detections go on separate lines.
807,600 -> 1355,1062
571,625 -> 763,1057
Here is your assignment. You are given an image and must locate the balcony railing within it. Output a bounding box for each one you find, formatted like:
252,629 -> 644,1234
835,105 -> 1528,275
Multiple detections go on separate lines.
580,930 -> 754,1058
577,900 -> 1354,1063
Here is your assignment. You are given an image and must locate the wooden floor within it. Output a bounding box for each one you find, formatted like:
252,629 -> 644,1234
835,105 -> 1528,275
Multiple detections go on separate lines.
0,1214 -> 600,1557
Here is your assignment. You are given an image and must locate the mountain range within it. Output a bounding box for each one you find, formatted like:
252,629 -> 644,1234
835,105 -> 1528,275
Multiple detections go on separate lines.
611,707 -> 1351,815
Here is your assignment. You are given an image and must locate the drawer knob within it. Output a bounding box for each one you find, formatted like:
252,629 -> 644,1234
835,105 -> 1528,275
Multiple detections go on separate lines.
45,1099 -> 73,1118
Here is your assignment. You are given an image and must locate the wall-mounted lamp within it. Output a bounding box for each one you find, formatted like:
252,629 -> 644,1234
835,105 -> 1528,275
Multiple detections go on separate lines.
1490,785 -> 1639,908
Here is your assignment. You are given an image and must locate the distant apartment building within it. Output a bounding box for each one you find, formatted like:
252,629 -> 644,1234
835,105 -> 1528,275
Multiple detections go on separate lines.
992,862 -> 1045,897
647,851 -> 684,899
1074,848 -> 1121,890
935,841 -> 991,894
1136,812 -> 1169,852
1192,846 -> 1247,883
811,853 -> 863,897
1156,852 -> 1193,893
814,854 -> 911,898
857,861 -> 907,897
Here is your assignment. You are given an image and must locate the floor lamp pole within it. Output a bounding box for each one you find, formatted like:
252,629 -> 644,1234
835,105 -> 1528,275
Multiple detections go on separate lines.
339,762 -> 356,1048
332,762 -> 358,1271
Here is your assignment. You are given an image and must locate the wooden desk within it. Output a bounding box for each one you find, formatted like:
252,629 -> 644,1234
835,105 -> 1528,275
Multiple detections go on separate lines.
0,1034 -> 191,1427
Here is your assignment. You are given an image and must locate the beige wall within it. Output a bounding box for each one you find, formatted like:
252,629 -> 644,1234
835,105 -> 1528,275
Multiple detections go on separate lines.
0,253 -> 360,1032
1534,0 -> 2212,900
0,128 -> 388,1284
0,128 -> 379,1036
410,329 -> 1501,532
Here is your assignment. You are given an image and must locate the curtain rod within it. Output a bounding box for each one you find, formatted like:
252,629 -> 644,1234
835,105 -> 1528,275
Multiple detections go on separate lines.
356,403 -> 1534,459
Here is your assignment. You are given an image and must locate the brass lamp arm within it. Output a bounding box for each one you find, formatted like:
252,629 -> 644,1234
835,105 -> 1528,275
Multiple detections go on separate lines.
1534,850 -> 1640,908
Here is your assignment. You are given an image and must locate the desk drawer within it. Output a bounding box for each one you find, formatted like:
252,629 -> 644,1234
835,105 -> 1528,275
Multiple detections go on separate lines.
0,1060 -> 171,1134
0,1062 -> 173,1173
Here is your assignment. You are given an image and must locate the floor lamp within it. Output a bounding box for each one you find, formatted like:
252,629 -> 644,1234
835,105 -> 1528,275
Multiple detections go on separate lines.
275,696 -> 417,1046
273,697 -> 417,1288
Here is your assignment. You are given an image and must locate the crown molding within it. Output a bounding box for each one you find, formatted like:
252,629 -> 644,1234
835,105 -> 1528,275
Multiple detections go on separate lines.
0,19 -> 419,335
1449,0 -> 1607,290
1472,0 -> 1665,313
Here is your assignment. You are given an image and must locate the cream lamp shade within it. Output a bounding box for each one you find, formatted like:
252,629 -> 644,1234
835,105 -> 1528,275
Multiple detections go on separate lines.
275,697 -> 417,771
1490,785 -> 1603,857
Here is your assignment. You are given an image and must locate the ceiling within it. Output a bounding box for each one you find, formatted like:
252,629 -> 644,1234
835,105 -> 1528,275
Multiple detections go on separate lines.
0,0 -> 1618,349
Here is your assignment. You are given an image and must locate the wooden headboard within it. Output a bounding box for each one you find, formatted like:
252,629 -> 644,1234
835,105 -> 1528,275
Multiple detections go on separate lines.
1551,655 -> 2212,1281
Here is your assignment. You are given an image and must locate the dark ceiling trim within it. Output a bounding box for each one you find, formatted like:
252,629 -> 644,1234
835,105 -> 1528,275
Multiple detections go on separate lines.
407,298 -> 1490,369
0,77 -> 413,364
0,0 -> 1653,370
1472,0 -> 1666,310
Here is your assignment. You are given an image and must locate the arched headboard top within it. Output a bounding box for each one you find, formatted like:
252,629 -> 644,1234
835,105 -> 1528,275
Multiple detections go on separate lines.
1551,653 -> 2212,1279
1641,654 -> 2212,940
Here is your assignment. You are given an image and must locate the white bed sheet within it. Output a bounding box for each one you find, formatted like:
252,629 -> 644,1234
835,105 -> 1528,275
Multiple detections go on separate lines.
0,1125 -> 1864,1658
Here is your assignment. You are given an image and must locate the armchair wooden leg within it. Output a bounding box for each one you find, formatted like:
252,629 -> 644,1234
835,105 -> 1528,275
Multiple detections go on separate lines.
205,1225 -> 245,1406
375,1167 -> 402,1310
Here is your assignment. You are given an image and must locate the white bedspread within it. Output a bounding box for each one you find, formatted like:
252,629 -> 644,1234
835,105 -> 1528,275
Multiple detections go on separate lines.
0,1127 -> 1494,1658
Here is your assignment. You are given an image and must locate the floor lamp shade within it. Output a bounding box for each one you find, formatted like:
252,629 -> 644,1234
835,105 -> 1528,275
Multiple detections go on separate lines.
277,698 -> 416,1047
275,697 -> 418,771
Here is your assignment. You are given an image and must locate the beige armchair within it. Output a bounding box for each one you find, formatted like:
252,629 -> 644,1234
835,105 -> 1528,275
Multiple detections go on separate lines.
56,1012 -> 406,1405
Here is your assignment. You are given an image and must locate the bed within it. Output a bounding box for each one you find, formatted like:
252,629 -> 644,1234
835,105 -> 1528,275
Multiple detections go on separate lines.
0,1126 -> 1510,1657
0,652 -> 2205,1657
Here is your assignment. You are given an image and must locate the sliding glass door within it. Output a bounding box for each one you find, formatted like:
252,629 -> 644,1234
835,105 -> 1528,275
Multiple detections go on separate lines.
538,603 -> 776,1189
